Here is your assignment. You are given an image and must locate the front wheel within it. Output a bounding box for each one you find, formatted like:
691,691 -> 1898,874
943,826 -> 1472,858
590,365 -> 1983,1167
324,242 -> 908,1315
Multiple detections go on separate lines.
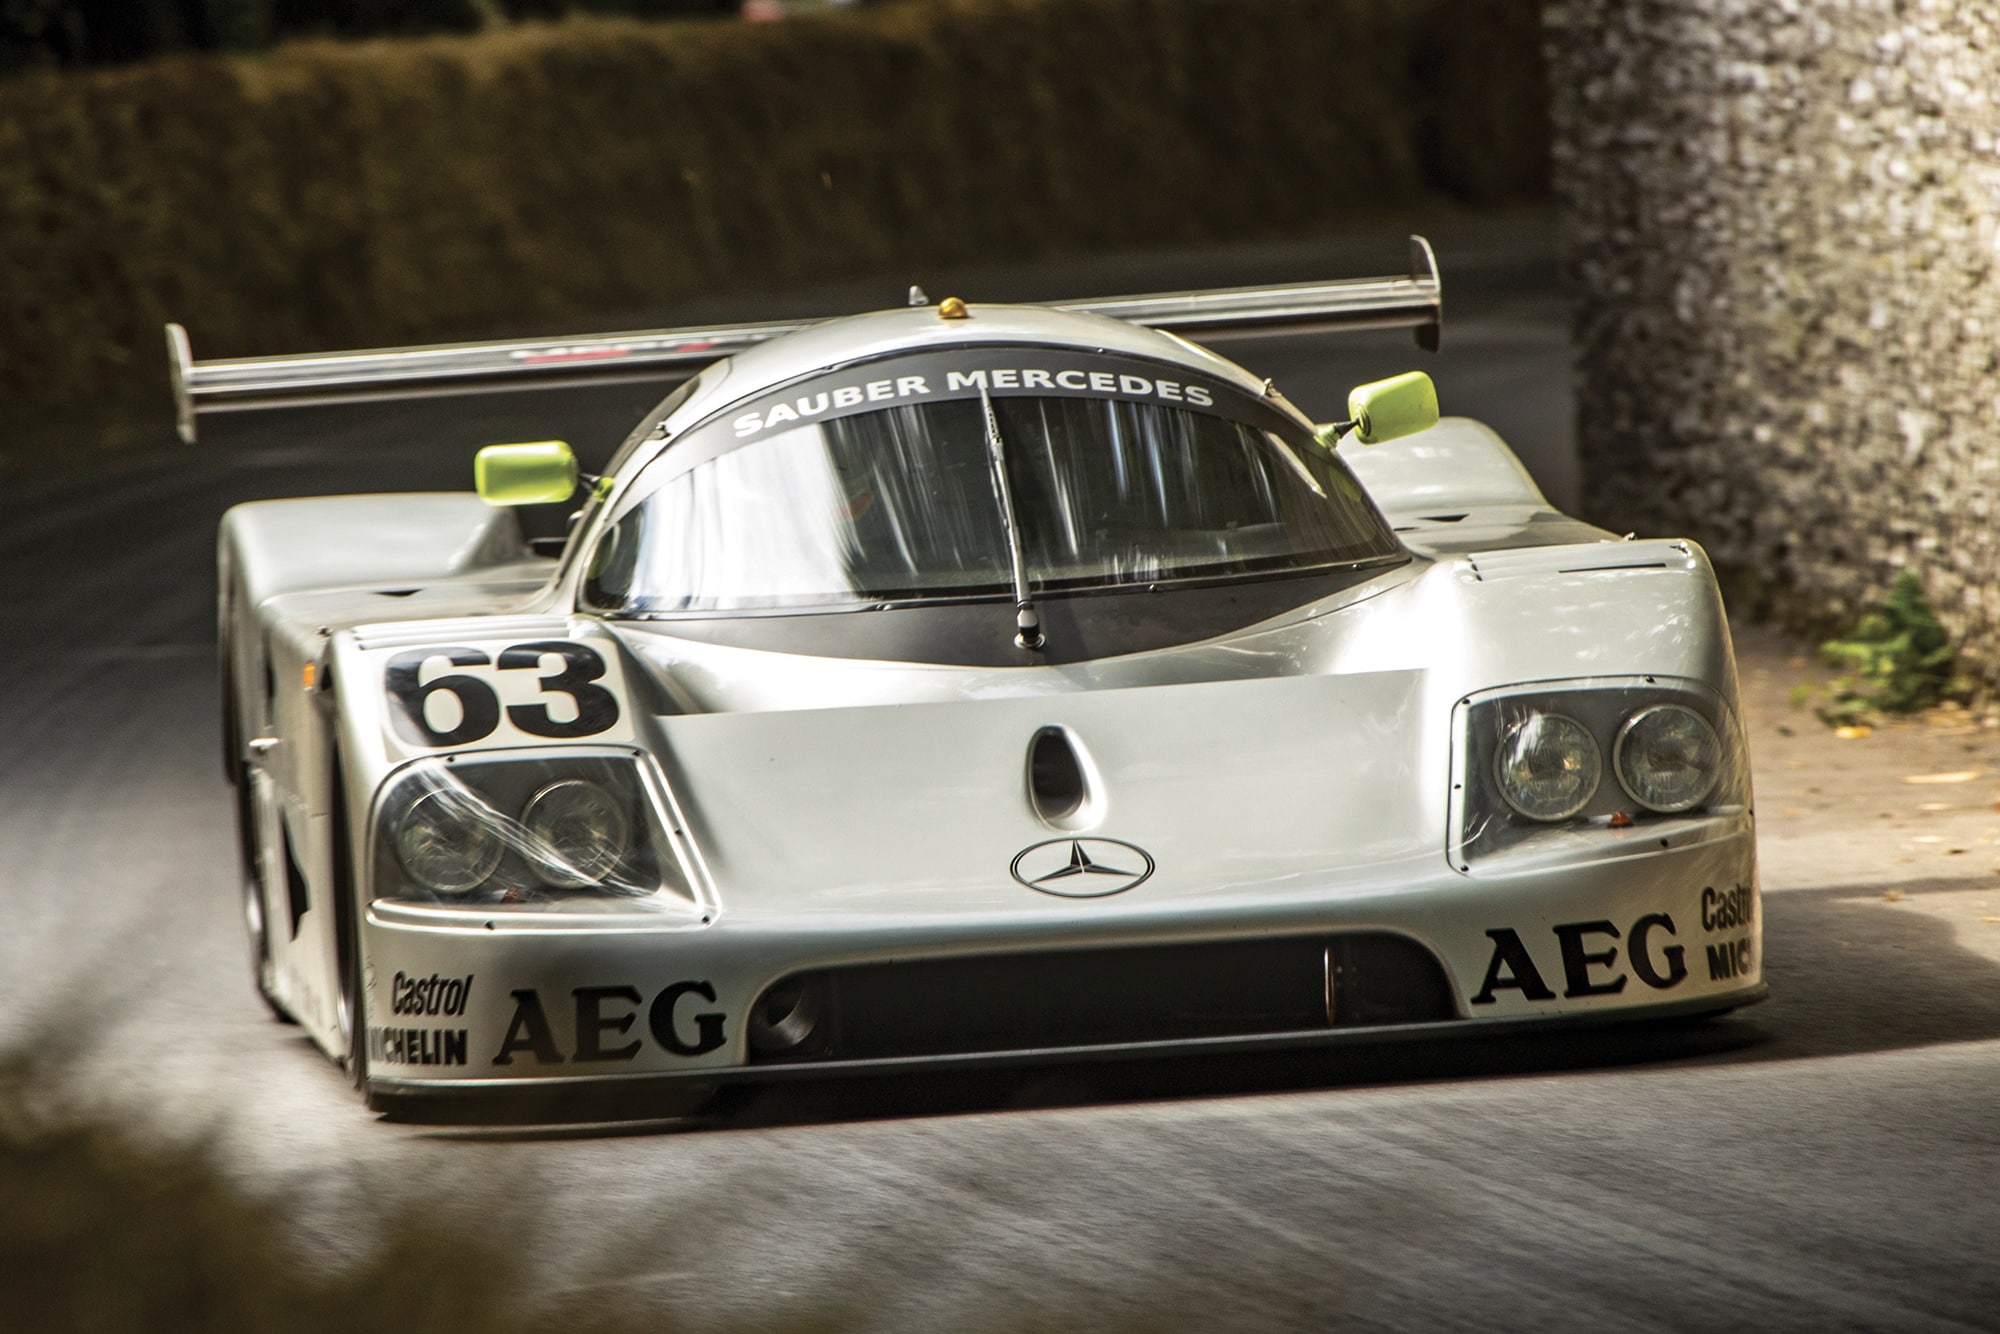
234,761 -> 296,1025
330,743 -> 369,1095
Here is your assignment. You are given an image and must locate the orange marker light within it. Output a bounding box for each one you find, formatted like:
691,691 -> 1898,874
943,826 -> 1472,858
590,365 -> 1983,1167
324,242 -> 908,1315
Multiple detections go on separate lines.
303,662 -> 316,689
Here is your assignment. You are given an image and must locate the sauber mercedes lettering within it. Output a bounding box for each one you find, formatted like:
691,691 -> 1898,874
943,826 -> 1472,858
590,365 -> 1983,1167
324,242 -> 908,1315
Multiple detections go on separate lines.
191,237 -> 1762,1121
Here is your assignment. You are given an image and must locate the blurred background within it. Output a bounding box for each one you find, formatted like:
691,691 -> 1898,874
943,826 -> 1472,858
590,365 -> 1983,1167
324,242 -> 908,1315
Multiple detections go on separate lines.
3,0 -> 758,68
8,2 -> 2000,1330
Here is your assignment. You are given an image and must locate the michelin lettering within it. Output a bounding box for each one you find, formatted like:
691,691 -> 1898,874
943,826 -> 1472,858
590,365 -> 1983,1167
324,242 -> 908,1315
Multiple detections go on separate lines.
492,982 -> 728,1065
370,1027 -> 468,1067
1707,937 -> 1755,981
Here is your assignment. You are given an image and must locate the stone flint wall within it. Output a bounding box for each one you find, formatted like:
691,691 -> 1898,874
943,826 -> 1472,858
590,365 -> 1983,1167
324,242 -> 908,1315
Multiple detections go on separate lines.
1546,2 -> 2000,675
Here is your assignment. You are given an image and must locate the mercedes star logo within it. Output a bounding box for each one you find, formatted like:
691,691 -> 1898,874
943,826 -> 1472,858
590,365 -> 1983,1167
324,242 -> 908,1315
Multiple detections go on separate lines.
1010,837 -> 1155,897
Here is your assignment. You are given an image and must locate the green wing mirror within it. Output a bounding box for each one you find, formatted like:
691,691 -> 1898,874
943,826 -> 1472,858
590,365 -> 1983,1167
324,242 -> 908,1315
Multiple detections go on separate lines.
1313,371 -> 1439,448
475,440 -> 578,506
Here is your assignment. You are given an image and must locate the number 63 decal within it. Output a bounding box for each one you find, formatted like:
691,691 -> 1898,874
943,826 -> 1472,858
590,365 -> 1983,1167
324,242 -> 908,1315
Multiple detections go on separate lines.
384,642 -> 620,748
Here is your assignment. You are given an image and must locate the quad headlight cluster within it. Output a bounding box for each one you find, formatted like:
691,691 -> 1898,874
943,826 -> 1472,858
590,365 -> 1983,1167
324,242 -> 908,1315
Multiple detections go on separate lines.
1459,682 -> 1744,866
1493,702 -> 1722,821
373,752 -> 682,904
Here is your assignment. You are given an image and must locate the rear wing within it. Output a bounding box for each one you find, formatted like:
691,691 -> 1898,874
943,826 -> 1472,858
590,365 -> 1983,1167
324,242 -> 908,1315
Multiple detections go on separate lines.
168,236 -> 1439,443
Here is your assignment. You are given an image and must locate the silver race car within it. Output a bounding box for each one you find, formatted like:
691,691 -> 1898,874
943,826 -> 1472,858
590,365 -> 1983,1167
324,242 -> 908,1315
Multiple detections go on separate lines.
176,238 -> 1762,1120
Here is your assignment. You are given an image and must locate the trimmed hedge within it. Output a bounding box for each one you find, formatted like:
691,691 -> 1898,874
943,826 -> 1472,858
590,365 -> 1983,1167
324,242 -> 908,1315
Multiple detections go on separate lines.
0,0 -> 1548,407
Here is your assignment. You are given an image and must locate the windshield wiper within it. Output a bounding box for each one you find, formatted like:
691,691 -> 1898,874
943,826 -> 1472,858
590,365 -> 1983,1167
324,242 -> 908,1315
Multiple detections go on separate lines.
978,385 -> 1046,651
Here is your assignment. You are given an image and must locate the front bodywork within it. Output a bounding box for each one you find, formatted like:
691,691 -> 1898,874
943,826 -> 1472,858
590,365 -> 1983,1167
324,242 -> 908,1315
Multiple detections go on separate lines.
220,307 -> 1761,1119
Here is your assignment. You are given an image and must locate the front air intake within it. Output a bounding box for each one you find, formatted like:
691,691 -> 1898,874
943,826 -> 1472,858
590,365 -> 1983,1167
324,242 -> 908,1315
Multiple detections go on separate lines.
747,933 -> 1456,1064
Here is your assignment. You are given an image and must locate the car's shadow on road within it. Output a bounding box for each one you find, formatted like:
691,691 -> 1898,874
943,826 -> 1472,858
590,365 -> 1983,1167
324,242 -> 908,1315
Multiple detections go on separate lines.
423,877 -> 2000,1142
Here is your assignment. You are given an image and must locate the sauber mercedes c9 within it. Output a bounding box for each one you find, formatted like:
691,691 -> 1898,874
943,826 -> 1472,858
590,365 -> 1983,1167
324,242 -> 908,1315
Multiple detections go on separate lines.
173,238 -> 1762,1120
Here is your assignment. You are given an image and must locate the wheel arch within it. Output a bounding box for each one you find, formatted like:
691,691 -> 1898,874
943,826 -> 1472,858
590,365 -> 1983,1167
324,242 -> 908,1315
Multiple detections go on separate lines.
218,493 -> 530,609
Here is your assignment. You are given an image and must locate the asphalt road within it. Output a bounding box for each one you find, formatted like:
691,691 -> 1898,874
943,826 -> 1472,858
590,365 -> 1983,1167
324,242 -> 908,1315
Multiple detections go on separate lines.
5,221 -> 2000,1331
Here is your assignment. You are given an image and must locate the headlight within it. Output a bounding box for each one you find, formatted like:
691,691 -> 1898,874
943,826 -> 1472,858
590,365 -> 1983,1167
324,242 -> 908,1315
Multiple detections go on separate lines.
1457,680 -> 1745,871
393,789 -> 506,895
1493,713 -> 1601,821
1614,704 -> 1721,812
371,752 -> 693,907
522,779 -> 631,887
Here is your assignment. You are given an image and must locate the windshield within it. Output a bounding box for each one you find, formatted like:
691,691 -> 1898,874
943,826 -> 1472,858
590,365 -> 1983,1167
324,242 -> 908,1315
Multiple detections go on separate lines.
583,352 -> 1402,614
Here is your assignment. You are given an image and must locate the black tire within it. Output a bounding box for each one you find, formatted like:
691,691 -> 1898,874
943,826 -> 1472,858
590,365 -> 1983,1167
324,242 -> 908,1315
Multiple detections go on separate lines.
329,743 -> 370,1097
219,588 -> 241,786
222,620 -> 294,1023
233,760 -> 297,1025
338,913 -> 368,1095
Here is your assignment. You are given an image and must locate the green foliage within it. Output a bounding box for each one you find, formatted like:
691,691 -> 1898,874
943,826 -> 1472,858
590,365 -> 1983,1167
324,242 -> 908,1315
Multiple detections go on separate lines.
1806,573 -> 1973,725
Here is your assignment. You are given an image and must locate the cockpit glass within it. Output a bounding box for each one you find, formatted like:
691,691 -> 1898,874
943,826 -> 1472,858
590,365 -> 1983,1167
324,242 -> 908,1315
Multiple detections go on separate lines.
583,352 -> 1402,614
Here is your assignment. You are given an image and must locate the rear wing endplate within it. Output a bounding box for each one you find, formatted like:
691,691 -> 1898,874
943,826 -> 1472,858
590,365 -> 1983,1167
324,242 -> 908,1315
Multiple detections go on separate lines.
168,236 -> 1439,443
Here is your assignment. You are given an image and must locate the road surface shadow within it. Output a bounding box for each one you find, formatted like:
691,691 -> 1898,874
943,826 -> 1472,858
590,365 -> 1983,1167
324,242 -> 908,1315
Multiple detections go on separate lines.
426,875 -> 2000,1142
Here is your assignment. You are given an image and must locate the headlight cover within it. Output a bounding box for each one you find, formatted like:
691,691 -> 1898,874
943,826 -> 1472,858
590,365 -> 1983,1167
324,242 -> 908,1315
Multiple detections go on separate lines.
393,788 -> 507,895
371,751 -> 693,907
1492,713 -> 1601,821
1453,679 -> 1747,871
522,779 -> 632,888
1614,704 -> 1721,812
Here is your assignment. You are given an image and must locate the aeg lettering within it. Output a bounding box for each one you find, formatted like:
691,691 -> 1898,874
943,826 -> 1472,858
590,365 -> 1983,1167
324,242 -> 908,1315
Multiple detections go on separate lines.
1470,913 -> 1688,1004
492,982 -> 727,1065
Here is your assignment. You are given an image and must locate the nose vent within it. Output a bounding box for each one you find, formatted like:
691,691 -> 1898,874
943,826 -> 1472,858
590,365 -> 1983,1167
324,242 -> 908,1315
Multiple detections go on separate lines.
748,975 -> 829,1058
1028,726 -> 1099,829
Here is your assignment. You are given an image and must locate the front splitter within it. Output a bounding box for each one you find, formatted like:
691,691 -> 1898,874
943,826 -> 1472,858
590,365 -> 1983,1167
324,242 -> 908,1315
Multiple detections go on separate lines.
366,982 -> 1767,1123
